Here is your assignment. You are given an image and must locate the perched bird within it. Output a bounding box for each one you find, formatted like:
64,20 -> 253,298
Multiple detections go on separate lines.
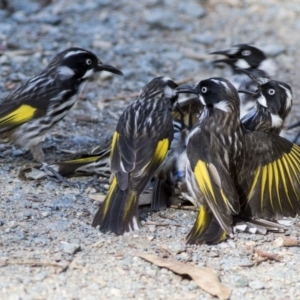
211,44 -> 277,117
92,76 -> 179,234
177,77 -> 300,245
239,72 -> 292,134
0,47 -> 122,161
177,78 -> 243,244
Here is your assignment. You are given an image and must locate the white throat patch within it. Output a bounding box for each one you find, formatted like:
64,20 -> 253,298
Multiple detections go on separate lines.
257,95 -> 267,107
82,69 -> 94,79
235,59 -> 251,69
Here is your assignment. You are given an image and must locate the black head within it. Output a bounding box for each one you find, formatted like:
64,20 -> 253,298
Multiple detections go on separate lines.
46,47 -> 122,81
250,81 -> 292,119
177,77 -> 240,115
140,76 -> 179,104
211,44 -> 266,69
238,70 -> 292,120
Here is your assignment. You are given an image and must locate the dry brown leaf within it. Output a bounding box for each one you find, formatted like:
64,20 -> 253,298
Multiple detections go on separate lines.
138,253 -> 231,300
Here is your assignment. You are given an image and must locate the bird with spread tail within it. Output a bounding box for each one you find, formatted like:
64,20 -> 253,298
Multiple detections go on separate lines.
91,76 -> 179,235
176,77 -> 300,245
0,47 -> 122,161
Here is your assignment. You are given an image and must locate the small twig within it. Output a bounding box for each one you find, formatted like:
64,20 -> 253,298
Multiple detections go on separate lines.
144,221 -> 182,227
181,49 -> 212,61
274,236 -> 299,247
169,205 -> 198,211
0,50 -> 36,56
239,258 -> 268,268
0,260 -> 68,270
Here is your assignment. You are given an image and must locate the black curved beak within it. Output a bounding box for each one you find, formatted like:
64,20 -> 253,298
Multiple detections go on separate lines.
176,85 -> 198,95
210,50 -> 230,56
238,89 -> 260,97
212,57 -> 237,65
237,68 -> 269,86
96,63 -> 123,75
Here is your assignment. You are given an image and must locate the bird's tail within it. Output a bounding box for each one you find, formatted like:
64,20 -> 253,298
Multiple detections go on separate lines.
151,178 -> 171,211
186,206 -> 228,245
92,177 -> 139,235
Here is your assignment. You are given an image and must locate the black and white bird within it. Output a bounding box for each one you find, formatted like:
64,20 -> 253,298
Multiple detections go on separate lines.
211,44 -> 277,117
239,72 -> 292,135
92,76 -> 179,235
0,47 -> 122,161
176,77 -> 300,245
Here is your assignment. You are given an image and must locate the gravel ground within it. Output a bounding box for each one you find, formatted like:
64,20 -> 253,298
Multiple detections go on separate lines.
1,0 -> 300,299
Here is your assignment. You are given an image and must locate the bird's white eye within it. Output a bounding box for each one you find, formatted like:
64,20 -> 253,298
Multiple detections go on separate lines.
241,50 -> 251,56
86,58 -> 92,65
268,89 -> 275,95
201,86 -> 208,93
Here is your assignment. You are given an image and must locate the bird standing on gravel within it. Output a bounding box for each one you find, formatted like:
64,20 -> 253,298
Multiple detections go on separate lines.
0,47 -> 123,161
211,44 -> 277,117
177,77 -> 300,245
92,76 -> 179,235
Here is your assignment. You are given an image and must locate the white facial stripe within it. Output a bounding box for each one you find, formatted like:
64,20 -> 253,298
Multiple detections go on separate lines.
64,50 -> 87,58
214,100 -> 231,112
235,59 -> 251,69
57,66 -> 75,80
211,79 -> 231,92
199,95 -> 205,105
211,79 -> 222,85
82,68 -> 94,79
271,113 -> 283,128
279,84 -> 293,109
257,94 -> 267,107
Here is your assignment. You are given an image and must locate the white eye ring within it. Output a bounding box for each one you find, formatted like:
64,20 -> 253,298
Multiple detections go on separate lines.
201,86 -> 208,93
241,50 -> 251,56
86,58 -> 92,65
268,89 -> 275,95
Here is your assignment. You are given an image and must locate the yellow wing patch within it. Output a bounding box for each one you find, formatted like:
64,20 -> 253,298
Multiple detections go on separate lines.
62,156 -> 100,164
194,160 -> 216,203
192,205 -> 210,236
110,131 -> 119,160
153,138 -> 169,161
101,176 -> 117,218
0,104 -> 37,127
193,160 -> 230,209
248,145 -> 300,214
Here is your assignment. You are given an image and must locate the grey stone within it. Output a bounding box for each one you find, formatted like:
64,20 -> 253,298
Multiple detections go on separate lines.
62,242 -> 81,255
167,242 -> 185,254
249,280 -> 265,290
